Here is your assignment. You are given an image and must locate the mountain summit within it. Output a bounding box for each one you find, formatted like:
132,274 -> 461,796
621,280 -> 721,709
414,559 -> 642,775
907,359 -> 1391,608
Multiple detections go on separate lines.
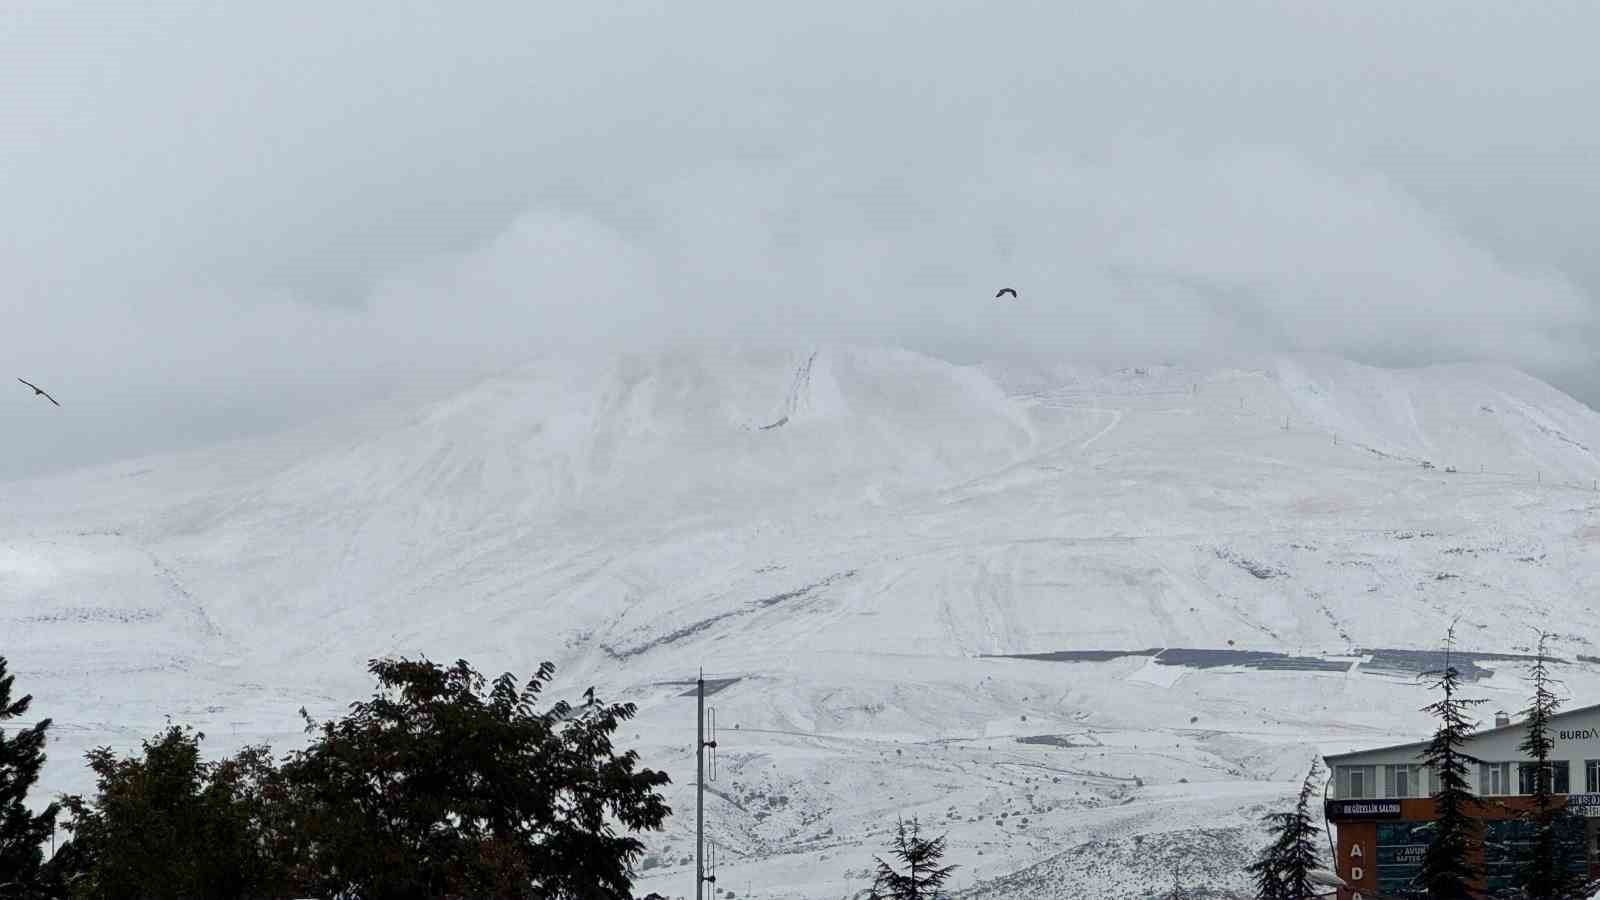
6,346 -> 1600,896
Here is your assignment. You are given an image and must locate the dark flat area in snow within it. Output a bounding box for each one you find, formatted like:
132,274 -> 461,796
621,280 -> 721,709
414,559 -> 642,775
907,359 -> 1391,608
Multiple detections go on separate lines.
989,646 -> 1545,680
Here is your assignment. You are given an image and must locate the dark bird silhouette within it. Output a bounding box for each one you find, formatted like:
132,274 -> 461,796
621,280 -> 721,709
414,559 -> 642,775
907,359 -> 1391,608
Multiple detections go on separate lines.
583,686 -> 596,705
995,288 -> 1017,299
17,378 -> 60,407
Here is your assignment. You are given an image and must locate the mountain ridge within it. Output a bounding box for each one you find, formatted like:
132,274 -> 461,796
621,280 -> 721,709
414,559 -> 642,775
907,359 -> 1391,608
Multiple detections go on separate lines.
6,344 -> 1600,897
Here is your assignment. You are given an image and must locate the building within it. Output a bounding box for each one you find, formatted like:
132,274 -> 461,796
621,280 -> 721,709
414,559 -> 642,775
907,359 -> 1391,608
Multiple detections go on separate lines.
1324,705 -> 1600,898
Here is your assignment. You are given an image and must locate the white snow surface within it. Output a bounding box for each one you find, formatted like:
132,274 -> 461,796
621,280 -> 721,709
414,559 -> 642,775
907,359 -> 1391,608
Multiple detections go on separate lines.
6,344 -> 1600,898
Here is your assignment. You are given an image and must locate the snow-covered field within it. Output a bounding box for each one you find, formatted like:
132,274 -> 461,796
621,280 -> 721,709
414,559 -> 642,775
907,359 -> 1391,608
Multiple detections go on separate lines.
6,345 -> 1600,898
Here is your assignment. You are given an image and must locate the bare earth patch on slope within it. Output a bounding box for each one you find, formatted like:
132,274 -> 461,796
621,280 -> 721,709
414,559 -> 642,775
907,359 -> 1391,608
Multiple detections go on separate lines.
601,571 -> 858,659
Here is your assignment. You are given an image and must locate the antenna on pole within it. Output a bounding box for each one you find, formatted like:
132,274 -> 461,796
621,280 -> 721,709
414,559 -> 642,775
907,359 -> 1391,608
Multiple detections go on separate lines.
696,668 -> 720,900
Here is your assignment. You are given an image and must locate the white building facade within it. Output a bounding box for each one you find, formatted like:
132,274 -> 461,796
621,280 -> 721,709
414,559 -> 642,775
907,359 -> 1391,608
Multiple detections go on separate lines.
1324,704 -> 1600,898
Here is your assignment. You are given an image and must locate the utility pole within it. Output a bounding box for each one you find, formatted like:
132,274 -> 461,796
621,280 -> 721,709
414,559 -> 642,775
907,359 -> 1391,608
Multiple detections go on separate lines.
697,670 -> 719,900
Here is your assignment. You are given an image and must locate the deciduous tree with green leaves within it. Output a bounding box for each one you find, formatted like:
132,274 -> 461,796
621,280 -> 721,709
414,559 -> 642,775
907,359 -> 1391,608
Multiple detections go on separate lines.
53,724 -> 290,900
280,656 -> 671,900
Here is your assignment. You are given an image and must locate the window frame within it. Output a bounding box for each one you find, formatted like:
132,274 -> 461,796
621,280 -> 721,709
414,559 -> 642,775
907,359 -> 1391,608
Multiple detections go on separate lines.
1337,764 -> 1378,799
1480,761 -> 1513,796
1518,760 -> 1571,795
1386,763 -> 1425,798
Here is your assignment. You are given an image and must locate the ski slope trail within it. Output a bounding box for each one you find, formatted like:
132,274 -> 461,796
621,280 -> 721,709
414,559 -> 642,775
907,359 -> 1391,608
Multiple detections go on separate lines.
1077,407 -> 1124,451
758,350 -> 817,431
6,346 -> 1600,897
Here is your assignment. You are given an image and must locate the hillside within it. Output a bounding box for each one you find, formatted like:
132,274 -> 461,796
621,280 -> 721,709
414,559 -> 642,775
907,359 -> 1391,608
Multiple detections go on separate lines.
5,345 -> 1600,897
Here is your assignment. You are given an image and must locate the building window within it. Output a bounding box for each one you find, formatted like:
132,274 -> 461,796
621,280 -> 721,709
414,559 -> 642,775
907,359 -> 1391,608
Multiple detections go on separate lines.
1518,761 -> 1571,795
1387,764 -> 1424,798
1480,761 -> 1512,796
1413,763 -> 1440,796
1587,760 -> 1600,794
1338,765 -> 1377,799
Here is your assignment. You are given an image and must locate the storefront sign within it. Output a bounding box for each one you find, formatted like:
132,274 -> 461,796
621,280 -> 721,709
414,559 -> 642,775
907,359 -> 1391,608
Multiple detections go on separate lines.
1566,793 -> 1600,816
1326,799 -> 1401,819
1376,821 -> 1429,897
1347,840 -> 1367,884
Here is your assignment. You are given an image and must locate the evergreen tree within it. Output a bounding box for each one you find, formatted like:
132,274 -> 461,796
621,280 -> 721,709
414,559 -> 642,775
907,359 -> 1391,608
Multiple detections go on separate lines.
1246,761 -> 1324,900
1419,625 -> 1488,900
0,656 -> 58,900
869,817 -> 957,900
1516,632 -> 1592,900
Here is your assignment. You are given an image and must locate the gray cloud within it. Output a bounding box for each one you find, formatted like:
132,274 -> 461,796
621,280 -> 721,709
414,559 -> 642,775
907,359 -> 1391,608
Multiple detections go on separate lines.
3,1 -> 1598,479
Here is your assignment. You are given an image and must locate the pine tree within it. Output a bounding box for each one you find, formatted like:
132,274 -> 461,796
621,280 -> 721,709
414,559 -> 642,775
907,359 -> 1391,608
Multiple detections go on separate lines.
869,817 -> 957,900
1246,761 -> 1325,900
1516,632 -> 1592,900
1249,839 -> 1288,900
0,655 -> 58,900
1419,625 -> 1488,900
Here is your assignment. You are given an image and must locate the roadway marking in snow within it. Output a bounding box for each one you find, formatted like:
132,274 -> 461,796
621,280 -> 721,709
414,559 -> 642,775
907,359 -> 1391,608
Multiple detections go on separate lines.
935,402 -> 1127,496
944,403 -> 1128,495
1078,407 -> 1124,452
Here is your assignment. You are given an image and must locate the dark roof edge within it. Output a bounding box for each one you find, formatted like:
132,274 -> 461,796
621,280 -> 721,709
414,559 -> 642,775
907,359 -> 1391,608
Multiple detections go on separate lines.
1324,701 -> 1600,763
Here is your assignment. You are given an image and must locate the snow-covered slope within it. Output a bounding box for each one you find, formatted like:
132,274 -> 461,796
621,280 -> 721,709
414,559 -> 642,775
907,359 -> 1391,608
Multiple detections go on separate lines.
6,345 -> 1600,898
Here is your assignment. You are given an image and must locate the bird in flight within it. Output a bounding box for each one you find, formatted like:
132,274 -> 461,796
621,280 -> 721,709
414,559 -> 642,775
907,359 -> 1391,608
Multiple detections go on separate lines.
995,288 -> 1018,299
17,378 -> 60,407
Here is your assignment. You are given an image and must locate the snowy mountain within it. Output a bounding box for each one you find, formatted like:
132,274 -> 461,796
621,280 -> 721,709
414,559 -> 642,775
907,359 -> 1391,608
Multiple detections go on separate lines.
6,345 -> 1600,898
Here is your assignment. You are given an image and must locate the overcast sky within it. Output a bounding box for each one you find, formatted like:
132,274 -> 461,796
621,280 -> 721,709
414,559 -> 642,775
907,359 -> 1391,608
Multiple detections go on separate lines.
3,2 -> 1599,479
